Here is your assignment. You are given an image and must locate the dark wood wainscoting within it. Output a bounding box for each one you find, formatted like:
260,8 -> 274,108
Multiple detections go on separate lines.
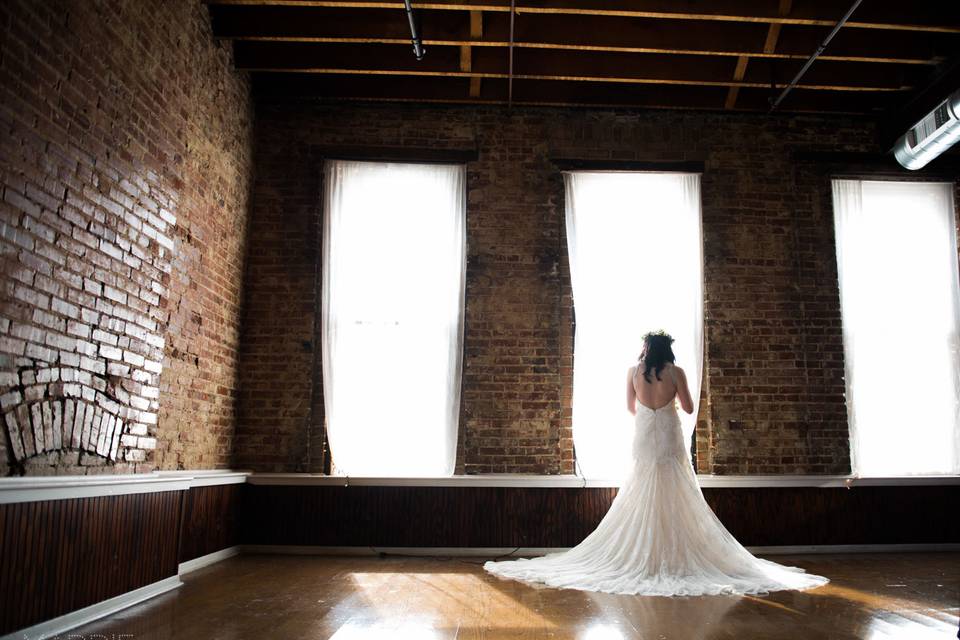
241,486 -> 620,547
703,485 -> 959,546
241,484 -> 959,548
0,482 -> 242,637
0,491 -> 182,636
2,480 -> 953,635
178,483 -> 242,564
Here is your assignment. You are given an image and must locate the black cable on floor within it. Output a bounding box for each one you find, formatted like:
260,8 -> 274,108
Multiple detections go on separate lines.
367,546 -> 523,565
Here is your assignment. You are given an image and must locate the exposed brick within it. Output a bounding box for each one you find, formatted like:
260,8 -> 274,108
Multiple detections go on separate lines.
50,297 -> 79,319
99,345 -> 122,361
235,102 -> 959,476
0,0 -> 252,475
66,321 -> 92,339
4,3 -> 956,478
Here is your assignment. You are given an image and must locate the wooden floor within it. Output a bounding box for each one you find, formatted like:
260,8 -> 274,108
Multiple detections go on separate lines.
72,553 -> 958,639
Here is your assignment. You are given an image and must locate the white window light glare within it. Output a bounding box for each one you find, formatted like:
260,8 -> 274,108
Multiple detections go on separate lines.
322,160 -> 466,477
832,180 -> 960,476
564,171 -> 704,480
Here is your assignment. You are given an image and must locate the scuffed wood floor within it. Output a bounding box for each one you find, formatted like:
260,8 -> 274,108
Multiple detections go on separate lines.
72,553 -> 958,639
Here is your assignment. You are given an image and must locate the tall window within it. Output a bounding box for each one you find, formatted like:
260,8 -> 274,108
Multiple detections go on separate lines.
565,172 -> 704,479
321,160 -> 466,476
832,179 -> 960,476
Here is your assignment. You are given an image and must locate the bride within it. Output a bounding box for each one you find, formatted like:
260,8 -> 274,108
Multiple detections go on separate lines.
484,331 -> 828,596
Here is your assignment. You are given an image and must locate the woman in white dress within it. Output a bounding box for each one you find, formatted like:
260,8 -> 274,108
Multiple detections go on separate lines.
484,331 -> 828,596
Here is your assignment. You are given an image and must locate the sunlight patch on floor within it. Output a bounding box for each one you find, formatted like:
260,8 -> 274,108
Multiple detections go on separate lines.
346,571 -> 559,631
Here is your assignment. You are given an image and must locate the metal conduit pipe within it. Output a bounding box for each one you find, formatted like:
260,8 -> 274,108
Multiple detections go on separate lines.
769,0 -> 862,111
404,0 -> 425,60
508,0 -> 515,106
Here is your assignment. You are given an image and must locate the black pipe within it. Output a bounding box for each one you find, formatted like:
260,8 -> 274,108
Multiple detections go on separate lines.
508,0 -> 515,105
769,0 -> 862,111
404,0 -> 425,60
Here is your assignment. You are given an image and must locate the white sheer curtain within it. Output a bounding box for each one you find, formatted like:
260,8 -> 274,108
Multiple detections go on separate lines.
321,160 -> 465,477
832,179 -> 960,476
565,172 -> 704,480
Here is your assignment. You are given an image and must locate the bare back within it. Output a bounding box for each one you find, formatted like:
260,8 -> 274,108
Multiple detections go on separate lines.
633,362 -> 678,410
627,361 -> 695,414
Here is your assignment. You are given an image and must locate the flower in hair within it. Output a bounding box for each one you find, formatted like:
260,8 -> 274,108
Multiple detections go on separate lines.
642,329 -> 674,343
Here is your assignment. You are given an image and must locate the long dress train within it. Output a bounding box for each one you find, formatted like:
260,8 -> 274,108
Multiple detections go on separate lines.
483,391 -> 828,596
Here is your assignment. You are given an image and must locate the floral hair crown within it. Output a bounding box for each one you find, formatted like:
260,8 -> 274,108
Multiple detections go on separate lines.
642,329 -> 674,343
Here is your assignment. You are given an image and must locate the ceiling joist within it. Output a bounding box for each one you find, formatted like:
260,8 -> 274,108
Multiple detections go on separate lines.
209,0 -> 960,113
725,0 -> 792,109
208,6 -> 951,66
204,0 -> 960,34
231,41 -> 917,92
217,36 -> 941,67
251,72 -> 898,113
239,66 -> 909,93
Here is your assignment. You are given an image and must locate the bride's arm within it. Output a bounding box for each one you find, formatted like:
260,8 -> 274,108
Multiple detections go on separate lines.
626,366 -> 637,415
674,365 -> 695,414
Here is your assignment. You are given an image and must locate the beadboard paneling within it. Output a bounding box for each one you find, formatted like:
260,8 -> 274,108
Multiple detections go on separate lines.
241,484 -> 959,548
0,491 -> 181,636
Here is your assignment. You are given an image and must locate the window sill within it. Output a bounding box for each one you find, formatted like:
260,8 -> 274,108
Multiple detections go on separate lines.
247,473 -> 960,489
2,470 -> 957,504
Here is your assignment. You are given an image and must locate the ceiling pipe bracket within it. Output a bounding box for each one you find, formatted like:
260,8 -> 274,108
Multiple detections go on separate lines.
403,0 -> 425,60
769,0 -> 862,111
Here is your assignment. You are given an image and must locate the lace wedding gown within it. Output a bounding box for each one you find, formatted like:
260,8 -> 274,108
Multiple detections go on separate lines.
484,369 -> 829,596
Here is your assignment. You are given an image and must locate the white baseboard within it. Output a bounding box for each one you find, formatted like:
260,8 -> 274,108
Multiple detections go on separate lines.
178,546 -> 241,575
240,543 -> 960,557
2,575 -> 182,640
3,547 -> 245,640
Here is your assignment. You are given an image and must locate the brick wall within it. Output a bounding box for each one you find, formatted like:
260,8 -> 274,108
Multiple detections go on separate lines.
0,0 -> 252,475
236,101 -> 906,475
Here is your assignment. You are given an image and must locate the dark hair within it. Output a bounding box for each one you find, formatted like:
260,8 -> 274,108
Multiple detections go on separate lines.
639,330 -> 676,383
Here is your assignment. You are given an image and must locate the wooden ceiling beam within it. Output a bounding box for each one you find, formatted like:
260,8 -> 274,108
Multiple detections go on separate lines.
239,66 -> 909,93
230,41 -> 919,91
250,72 -> 897,114
470,9 -> 483,37
724,56 -> 749,109
218,35 -> 939,66
204,0 -> 960,34
468,10 -> 482,96
210,1 -> 956,114
725,0 -> 791,110
208,7 -> 947,65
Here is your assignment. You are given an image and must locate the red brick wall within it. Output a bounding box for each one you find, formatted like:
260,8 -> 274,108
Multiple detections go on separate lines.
237,102 -> 900,475
0,0 -> 252,475
231,132 -> 324,471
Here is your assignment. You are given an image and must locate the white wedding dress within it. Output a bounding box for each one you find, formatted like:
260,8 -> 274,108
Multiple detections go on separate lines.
484,366 -> 828,596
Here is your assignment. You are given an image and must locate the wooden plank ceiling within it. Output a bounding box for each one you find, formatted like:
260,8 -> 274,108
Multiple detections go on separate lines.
205,0 -> 960,116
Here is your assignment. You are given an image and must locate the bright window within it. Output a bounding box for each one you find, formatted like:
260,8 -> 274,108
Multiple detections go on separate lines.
832,179 -> 960,476
321,160 -> 466,476
564,171 -> 704,479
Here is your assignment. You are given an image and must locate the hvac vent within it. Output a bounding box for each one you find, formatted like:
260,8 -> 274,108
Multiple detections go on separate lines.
894,88 -> 960,170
